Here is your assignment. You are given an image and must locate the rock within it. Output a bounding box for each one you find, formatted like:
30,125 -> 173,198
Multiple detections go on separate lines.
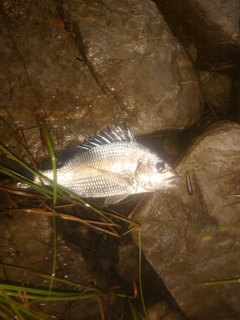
199,71 -> 232,116
132,120 -> 240,319
0,213 -> 53,280
230,76 -> 240,124
68,0 -> 203,132
147,301 -> 169,320
0,0 -> 203,158
154,0 -> 240,70
147,301 -> 185,320
0,209 -> 102,318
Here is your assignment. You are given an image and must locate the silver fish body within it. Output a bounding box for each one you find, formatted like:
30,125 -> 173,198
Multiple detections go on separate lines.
38,126 -> 179,204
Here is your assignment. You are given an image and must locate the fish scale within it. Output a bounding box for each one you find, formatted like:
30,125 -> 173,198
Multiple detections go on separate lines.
44,142 -> 143,197
37,126 -> 179,204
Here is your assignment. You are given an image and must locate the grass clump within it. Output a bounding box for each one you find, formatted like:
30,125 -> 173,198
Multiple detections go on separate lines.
0,116 -> 147,320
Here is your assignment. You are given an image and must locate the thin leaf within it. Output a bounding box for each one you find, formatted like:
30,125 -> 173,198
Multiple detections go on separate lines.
138,228 -> 149,320
40,124 -> 58,311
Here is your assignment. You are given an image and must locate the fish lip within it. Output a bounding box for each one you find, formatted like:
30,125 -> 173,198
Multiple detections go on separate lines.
164,175 -> 180,187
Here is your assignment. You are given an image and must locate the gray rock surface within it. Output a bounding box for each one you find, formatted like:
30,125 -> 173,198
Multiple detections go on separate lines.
132,120 -> 240,319
199,71 -> 232,116
0,210 -> 101,318
154,0 -> 240,69
0,0 -> 203,159
230,76 -> 240,124
2,1 -> 239,318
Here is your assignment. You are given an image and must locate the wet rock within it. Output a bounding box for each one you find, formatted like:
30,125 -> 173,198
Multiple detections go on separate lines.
147,300 -> 169,320
115,235 -> 188,319
147,301 -> 185,320
0,0 -> 203,157
0,213 -> 53,281
154,0 -> 240,70
116,240 -> 139,281
132,120 -> 240,319
199,71 -> 232,116
67,0 -> 203,132
230,76 -> 240,124
0,0 -> 102,156
0,210 -> 101,318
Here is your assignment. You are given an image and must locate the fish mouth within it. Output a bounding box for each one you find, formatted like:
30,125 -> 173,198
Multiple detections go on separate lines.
164,175 -> 180,188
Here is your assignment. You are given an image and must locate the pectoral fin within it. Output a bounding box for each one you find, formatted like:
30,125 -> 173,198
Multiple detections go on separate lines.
104,194 -> 130,205
93,167 -> 133,187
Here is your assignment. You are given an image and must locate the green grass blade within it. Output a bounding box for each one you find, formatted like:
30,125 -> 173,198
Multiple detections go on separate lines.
0,165 -> 53,198
0,283 -> 99,301
128,299 -> 145,320
0,143 -> 37,176
41,124 -> 57,207
0,295 -> 50,319
0,115 -> 37,169
0,263 -> 88,289
138,228 -> 149,320
0,289 -> 24,320
203,278 -> 240,286
0,148 -> 73,202
0,142 -> 115,222
40,124 -> 58,311
0,116 -> 23,145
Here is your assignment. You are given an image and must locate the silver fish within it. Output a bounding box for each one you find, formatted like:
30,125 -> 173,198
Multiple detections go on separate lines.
37,126 -> 179,204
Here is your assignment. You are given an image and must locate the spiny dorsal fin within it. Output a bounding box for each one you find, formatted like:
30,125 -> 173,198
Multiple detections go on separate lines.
50,125 -> 136,168
78,125 -> 135,151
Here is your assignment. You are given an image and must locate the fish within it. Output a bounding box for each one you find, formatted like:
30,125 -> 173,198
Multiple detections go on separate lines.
36,125 -> 179,204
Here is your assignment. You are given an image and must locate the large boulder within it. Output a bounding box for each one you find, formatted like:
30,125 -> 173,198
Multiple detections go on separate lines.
154,0 -> 240,70
132,120 -> 240,319
0,0 -> 203,158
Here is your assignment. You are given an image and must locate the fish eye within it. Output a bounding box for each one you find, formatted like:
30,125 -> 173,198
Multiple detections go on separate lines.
156,161 -> 167,172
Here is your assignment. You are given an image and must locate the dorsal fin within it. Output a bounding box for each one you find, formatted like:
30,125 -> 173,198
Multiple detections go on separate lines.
78,125 -> 136,151
47,125 -> 136,169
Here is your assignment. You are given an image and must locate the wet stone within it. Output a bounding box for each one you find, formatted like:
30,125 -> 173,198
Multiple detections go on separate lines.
0,0 -> 203,160
132,120 -> 240,320
154,0 -> 240,70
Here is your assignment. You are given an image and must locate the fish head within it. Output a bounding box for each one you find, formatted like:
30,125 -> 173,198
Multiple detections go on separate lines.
135,155 -> 179,191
